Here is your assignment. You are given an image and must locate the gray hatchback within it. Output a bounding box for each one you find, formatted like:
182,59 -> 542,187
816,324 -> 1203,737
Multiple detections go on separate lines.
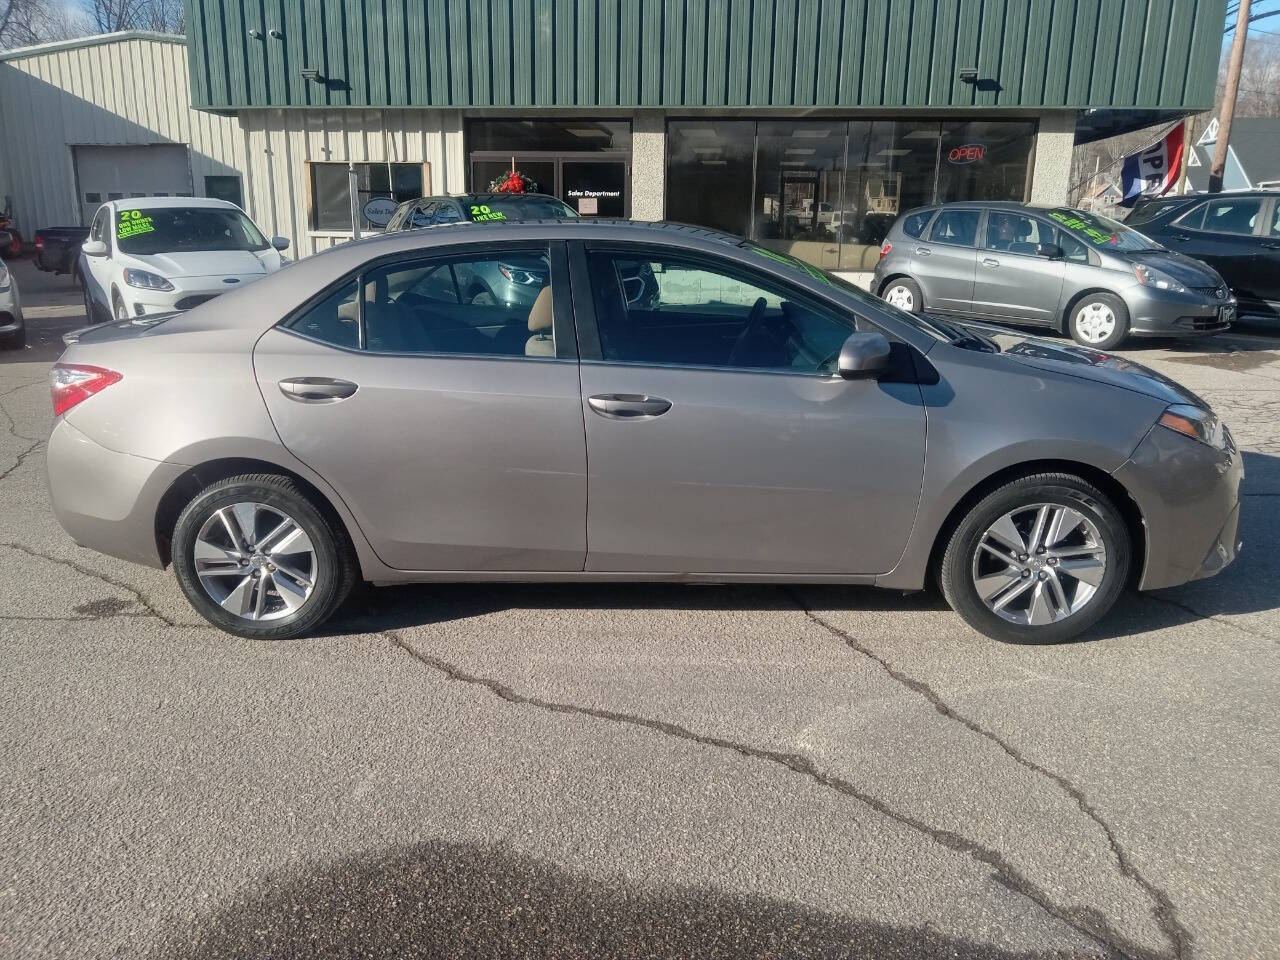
872,202 -> 1236,349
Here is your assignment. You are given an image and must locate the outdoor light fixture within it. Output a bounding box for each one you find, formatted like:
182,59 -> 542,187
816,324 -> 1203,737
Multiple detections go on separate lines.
959,67 -> 979,83
301,68 -> 323,83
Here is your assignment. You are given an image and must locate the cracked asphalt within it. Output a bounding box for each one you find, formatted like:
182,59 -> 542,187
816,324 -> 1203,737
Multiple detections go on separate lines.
2,260 -> 1279,959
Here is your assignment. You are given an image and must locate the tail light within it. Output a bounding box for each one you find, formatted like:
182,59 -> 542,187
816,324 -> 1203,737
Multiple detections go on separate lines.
34,235 -> 44,251
879,242 -> 892,260
50,364 -> 122,417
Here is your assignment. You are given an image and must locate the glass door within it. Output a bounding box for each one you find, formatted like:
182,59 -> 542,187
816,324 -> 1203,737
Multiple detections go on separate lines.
470,158 -> 557,197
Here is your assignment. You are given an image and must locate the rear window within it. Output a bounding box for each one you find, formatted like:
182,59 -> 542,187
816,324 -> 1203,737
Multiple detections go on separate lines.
901,210 -> 933,239
1124,198 -> 1187,227
462,196 -> 578,222
928,209 -> 980,247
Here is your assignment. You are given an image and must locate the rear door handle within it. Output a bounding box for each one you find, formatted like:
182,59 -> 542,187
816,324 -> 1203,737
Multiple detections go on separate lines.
915,246 -> 932,256
1171,234 -> 1193,242
1262,241 -> 1280,250
278,377 -> 358,403
587,394 -> 672,419
982,257 -> 1000,267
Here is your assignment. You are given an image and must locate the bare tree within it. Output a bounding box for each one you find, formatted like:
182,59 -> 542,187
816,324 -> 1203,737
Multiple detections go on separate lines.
83,0 -> 183,34
1219,33 -> 1280,119
0,0 -> 82,49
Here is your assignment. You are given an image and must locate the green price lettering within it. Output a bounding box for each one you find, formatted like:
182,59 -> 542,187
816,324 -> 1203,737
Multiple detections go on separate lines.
470,204 -> 507,222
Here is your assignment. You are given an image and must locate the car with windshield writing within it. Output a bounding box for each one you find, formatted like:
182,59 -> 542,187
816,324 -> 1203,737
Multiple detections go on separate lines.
47,220 -> 1240,646
79,197 -> 290,323
873,201 -> 1235,349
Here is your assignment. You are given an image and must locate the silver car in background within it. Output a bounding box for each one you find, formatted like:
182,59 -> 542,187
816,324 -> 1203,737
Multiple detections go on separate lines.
0,257 -> 23,350
873,202 -> 1236,349
46,221 -> 1241,645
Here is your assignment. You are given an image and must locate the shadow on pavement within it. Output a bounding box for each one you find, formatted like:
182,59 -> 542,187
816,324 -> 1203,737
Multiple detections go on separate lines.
174,839 -> 1076,960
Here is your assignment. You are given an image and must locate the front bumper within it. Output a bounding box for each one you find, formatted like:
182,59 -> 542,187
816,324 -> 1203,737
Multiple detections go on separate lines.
1122,284 -> 1236,337
46,418 -> 185,568
0,280 -> 23,335
119,272 -> 263,317
1114,422 -> 1243,590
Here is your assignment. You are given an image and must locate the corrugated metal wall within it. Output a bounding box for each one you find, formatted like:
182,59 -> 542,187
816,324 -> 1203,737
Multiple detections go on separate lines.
187,0 -> 1226,111
0,34 -> 245,232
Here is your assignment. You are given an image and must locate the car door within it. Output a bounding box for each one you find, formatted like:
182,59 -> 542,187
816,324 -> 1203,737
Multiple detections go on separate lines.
1164,196 -> 1265,300
82,206 -> 113,312
970,211 -> 1065,324
912,208 -> 981,314
252,240 -> 588,572
571,243 -> 927,575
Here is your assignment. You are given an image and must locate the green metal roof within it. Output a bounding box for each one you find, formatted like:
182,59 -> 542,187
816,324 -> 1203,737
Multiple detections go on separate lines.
186,0 -> 1227,112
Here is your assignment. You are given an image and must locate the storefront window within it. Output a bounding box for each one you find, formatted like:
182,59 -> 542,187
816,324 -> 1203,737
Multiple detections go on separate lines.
467,119 -> 631,152
666,121 -> 755,237
310,162 -> 423,232
665,119 -> 1037,272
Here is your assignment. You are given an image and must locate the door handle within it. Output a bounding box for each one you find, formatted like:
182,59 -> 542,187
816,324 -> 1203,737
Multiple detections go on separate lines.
1172,234 -> 1192,242
1262,241 -> 1280,250
915,246 -> 932,256
278,377 -> 358,403
982,257 -> 1000,267
587,394 -> 672,419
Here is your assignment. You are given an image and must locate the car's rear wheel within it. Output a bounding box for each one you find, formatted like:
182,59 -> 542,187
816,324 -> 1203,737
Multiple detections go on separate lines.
939,473 -> 1131,644
1068,293 -> 1129,350
882,277 -> 923,313
172,474 -> 356,640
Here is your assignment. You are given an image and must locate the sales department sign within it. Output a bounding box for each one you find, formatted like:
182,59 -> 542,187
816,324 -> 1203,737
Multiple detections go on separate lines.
948,144 -> 986,164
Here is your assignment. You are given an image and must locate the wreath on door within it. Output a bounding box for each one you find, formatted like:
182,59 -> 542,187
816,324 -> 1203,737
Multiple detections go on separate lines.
488,162 -> 540,194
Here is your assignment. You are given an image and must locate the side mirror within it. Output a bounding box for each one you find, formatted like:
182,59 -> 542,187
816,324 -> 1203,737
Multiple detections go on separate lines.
271,236 -> 291,252
1036,242 -> 1064,260
837,331 -> 892,380
81,239 -> 108,257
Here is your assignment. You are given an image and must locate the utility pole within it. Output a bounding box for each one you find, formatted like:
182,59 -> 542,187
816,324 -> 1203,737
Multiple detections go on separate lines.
1210,0 -> 1250,193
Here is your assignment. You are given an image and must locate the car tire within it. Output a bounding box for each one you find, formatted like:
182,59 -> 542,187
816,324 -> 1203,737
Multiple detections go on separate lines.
112,290 -> 128,321
172,474 -> 357,640
881,277 -> 923,314
83,283 -> 101,324
939,472 -> 1131,644
1067,293 -> 1129,350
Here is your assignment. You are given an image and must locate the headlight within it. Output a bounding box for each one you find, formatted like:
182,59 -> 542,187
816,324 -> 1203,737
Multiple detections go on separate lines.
1133,263 -> 1188,295
123,268 -> 174,292
0,261 -> 10,292
1158,403 -> 1227,449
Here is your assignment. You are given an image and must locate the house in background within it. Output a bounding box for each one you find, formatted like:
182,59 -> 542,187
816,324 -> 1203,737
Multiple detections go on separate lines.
1079,180 -> 1124,217
1186,117 -> 1280,191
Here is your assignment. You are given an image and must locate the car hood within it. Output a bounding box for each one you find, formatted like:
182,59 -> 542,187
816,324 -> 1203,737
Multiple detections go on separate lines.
127,249 -> 273,278
953,324 -> 1209,408
1116,249 -> 1224,287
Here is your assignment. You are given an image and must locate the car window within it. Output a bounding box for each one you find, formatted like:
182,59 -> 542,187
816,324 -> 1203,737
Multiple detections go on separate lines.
1173,202 -> 1206,230
586,252 -> 854,374
985,212 -> 1051,254
1271,202 -> 1280,238
1200,197 -> 1263,236
90,208 -> 108,243
1056,229 -> 1090,264
901,210 -> 933,239
928,209 -> 980,247
462,196 -> 578,221
361,248 -> 555,357
1125,198 -> 1186,227
283,280 -> 360,349
1044,208 -> 1161,251
115,206 -> 269,254
434,202 -> 463,224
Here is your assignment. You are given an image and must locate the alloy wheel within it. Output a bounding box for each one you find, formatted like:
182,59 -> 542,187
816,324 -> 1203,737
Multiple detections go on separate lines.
970,502 -> 1107,626
1074,302 -> 1116,344
193,502 -> 316,621
885,285 -> 915,311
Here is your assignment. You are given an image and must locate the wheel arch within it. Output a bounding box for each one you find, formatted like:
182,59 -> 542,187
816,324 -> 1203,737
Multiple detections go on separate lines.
877,272 -> 914,297
1058,286 -> 1127,334
924,458 -> 1147,589
154,456 -> 363,574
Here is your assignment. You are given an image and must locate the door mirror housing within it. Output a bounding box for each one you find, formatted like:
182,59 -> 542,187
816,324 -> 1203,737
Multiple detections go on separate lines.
837,331 -> 892,380
1036,242 -> 1064,260
271,235 -> 291,252
81,239 -> 108,257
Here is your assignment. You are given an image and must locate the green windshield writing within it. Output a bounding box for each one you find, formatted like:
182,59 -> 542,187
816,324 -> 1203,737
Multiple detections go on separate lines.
117,209 -> 155,240
1047,211 -> 1115,247
470,204 -> 507,222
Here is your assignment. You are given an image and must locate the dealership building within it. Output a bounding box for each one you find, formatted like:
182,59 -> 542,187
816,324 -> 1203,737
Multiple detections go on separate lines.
0,0 -> 1225,281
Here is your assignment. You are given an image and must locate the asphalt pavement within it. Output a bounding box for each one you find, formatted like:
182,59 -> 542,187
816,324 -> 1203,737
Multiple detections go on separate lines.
1,257 -> 1278,959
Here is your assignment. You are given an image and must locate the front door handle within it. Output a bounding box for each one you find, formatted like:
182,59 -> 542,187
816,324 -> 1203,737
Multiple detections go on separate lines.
587,394 -> 672,419
278,377 -> 359,403
1262,241 -> 1280,250
982,257 -> 1000,267
1171,234 -> 1193,242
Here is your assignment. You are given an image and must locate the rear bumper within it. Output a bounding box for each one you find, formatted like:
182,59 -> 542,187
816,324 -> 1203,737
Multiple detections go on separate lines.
46,418 -> 183,569
1113,423 -> 1243,590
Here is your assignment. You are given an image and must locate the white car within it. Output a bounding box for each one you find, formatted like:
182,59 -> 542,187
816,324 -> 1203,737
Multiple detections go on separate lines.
0,258 -> 23,349
80,197 -> 289,323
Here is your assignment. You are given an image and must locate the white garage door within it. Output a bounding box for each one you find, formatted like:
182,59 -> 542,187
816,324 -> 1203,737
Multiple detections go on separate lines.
74,145 -> 192,226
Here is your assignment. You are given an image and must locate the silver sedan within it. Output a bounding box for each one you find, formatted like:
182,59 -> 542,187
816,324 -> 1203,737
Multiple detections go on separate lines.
46,220 -> 1241,643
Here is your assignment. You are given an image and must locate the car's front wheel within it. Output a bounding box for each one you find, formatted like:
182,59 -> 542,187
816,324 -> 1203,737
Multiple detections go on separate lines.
172,474 -> 356,640
112,291 -> 128,321
939,473 -> 1131,644
882,277 -> 923,314
1068,293 -> 1129,350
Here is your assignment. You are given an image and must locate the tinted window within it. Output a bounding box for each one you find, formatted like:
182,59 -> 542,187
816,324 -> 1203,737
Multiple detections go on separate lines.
1201,198 -> 1263,236
929,209 -> 980,247
587,252 -> 853,374
902,210 -> 933,238
1173,202 -> 1206,230
285,280 -> 360,349
361,249 -> 554,358
1270,202 -> 1280,238
985,212 -> 1051,253
461,196 -> 576,221
1057,230 -> 1090,263
1125,198 -> 1186,227
434,201 -> 463,224
115,206 -> 268,255
666,120 -> 755,237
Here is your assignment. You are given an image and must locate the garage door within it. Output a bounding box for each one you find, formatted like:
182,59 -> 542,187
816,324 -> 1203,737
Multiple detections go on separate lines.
73,145 -> 192,226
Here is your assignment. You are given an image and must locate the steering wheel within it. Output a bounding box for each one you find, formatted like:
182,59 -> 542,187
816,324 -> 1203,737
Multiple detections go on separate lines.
727,297 -> 770,366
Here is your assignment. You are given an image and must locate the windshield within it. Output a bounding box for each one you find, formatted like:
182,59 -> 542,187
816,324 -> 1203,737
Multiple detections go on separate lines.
738,241 -> 970,344
1044,208 -> 1162,251
463,195 -> 578,222
1123,198 -> 1188,227
115,207 -> 269,255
